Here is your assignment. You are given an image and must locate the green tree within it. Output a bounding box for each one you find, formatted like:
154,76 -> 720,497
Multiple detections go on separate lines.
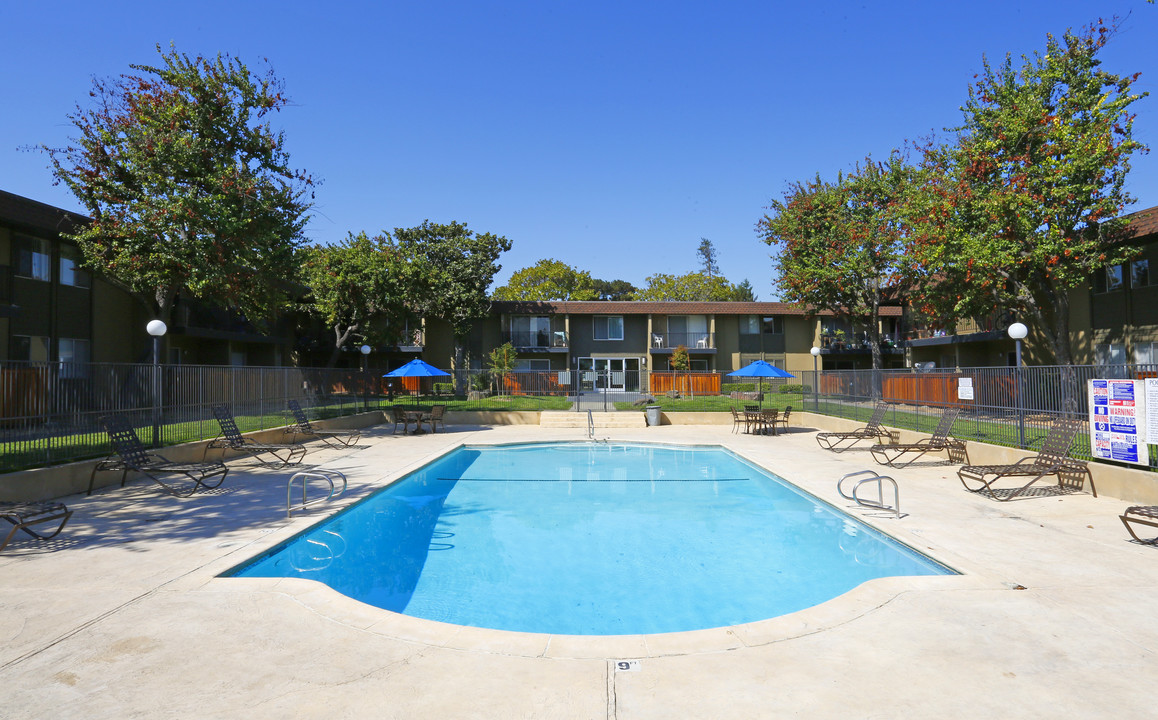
907,21 -> 1147,364
732,279 -> 758,302
393,220 -> 512,380
697,238 -> 720,278
492,258 -> 597,300
299,232 -> 418,368
42,44 -> 315,329
592,278 -> 638,300
486,342 -> 519,396
635,271 -> 740,301
759,153 -> 917,371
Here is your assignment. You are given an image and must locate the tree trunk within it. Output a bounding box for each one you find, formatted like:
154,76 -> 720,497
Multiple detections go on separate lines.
452,339 -> 468,395
327,324 -> 357,369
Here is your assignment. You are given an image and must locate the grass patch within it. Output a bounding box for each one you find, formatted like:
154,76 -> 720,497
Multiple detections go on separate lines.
613,394 -> 805,413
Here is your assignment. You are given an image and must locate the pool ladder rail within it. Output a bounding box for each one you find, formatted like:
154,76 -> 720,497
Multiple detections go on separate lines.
837,470 -> 903,519
287,469 -> 348,518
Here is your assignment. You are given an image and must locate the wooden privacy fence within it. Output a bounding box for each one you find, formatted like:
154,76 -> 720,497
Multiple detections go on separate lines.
501,371 -> 567,396
817,371 -> 1019,408
649,372 -> 720,395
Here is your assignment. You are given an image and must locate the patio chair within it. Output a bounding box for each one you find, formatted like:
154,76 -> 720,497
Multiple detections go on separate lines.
958,416 -> 1095,501
816,401 -> 892,452
729,407 -> 744,434
389,406 -> 411,435
2,501 -> 73,552
776,406 -> 793,433
90,415 -> 229,497
1120,506 -> 1158,544
869,407 -> 967,468
206,405 -> 308,467
427,404 -> 447,433
284,400 -> 361,448
759,409 -> 780,435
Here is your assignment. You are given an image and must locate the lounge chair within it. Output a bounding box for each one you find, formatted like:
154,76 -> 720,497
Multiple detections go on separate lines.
816,401 -> 893,452
958,416 -> 1095,501
90,415 -> 229,497
206,405 -> 308,467
2,501 -> 73,552
285,400 -> 361,448
427,404 -> 447,433
1120,506 -> 1158,543
869,407 -> 967,468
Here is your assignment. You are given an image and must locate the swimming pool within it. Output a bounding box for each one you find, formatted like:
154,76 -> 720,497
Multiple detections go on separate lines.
227,442 -> 954,635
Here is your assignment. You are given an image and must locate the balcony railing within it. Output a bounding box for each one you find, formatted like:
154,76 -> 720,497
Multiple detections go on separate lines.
820,333 -> 903,352
651,332 -> 714,350
503,330 -> 568,349
392,329 -> 424,349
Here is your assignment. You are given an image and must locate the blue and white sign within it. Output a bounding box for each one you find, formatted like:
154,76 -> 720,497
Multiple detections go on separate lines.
1089,379 -> 1148,466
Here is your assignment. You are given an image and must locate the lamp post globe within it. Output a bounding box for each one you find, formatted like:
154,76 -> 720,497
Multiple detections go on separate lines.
146,319 -> 167,337
1007,323 -> 1028,341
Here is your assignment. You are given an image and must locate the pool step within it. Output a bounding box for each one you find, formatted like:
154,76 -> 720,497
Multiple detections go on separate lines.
540,411 -> 647,429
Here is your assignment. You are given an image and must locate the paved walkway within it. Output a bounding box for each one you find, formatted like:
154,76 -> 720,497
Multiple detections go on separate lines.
2,422 -> 1157,718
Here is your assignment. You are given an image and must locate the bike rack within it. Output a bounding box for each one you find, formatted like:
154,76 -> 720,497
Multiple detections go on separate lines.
287,469 -> 347,518
837,470 -> 902,519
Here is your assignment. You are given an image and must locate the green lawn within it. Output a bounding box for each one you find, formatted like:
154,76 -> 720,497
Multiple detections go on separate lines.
614,393 -> 804,413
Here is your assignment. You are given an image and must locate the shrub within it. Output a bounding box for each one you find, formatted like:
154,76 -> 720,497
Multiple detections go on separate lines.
434,382 -> 455,395
721,382 -> 757,393
779,384 -> 809,394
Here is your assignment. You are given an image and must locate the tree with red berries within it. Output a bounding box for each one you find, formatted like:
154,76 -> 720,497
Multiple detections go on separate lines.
907,21 -> 1148,365
43,45 -> 316,328
760,152 -> 917,371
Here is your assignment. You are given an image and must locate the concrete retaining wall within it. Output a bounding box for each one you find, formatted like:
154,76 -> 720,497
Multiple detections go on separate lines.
0,411 -> 384,503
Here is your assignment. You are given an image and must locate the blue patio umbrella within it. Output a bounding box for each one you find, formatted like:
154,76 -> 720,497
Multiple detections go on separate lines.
384,359 -> 451,405
727,360 -> 795,407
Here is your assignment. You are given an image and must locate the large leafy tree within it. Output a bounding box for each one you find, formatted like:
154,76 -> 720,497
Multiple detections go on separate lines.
299,232 -> 419,368
759,153 -> 916,371
393,220 -> 512,376
634,271 -> 743,301
42,45 -> 315,327
492,258 -> 597,300
592,278 -> 638,300
908,21 -> 1147,364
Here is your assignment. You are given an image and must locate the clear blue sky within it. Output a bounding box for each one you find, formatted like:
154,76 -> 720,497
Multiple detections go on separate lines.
4,1 -> 1156,300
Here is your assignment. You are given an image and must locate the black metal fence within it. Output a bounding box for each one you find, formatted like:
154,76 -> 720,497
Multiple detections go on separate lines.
799,364 -> 1158,469
3,360 -> 1154,473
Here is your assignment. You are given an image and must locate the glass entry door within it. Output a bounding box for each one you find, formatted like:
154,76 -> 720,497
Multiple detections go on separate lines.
578,358 -> 640,392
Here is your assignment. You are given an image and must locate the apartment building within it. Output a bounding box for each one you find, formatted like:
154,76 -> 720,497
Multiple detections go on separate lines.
0,189 -> 294,366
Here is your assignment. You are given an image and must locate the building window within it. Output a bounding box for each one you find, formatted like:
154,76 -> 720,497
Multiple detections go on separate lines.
59,338 -> 91,378
514,359 -> 550,371
11,335 -> 51,362
1096,343 -> 1127,366
1135,342 -> 1158,367
1131,259 -> 1151,289
511,316 -> 552,347
761,316 -> 784,334
60,247 -> 90,289
14,237 -> 51,281
1094,265 -> 1124,293
739,316 -> 760,335
593,315 -> 623,341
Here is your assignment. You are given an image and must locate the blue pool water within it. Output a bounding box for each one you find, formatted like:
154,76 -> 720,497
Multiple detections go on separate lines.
228,443 -> 954,635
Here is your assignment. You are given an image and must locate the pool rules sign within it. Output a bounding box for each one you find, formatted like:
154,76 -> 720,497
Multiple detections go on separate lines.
1088,379 -> 1149,465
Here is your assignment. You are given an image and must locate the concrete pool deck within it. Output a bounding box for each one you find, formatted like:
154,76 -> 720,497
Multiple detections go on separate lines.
2,422 -> 1157,718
